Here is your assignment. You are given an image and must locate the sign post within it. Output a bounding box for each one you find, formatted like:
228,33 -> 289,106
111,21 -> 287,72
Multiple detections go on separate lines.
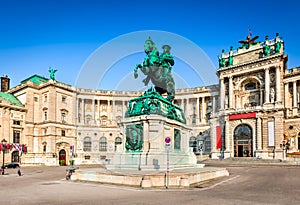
165,137 -> 171,189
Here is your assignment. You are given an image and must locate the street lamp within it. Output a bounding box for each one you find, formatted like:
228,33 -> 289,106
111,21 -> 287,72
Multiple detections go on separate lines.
280,140 -> 288,161
1,139 -> 7,175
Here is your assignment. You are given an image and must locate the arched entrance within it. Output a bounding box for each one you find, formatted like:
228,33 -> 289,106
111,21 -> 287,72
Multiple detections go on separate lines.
59,149 -> 66,166
234,124 -> 253,157
11,151 -> 20,163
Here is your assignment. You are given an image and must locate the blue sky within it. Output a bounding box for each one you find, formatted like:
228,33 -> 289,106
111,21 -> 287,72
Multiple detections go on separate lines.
0,0 -> 300,90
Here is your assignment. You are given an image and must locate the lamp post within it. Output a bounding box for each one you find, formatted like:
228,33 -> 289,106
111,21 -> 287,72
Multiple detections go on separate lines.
1,139 -> 7,175
280,140 -> 287,161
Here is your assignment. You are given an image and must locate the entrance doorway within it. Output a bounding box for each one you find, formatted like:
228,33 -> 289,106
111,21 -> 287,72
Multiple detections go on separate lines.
59,149 -> 66,166
11,151 -> 20,163
234,124 -> 252,157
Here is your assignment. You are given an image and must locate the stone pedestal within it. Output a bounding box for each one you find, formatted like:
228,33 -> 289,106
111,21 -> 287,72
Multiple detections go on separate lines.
107,114 -> 198,171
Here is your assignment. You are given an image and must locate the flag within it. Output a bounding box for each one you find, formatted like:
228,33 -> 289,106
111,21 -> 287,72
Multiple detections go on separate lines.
216,126 -> 222,149
248,28 -> 252,37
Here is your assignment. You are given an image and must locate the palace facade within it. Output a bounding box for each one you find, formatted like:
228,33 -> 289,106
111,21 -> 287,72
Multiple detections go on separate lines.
1,33 -> 300,166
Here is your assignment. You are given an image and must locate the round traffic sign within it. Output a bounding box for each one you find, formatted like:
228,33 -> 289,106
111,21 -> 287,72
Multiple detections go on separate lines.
165,137 -> 171,144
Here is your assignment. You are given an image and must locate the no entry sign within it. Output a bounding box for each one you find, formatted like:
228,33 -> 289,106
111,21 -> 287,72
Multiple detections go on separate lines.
165,137 -> 171,144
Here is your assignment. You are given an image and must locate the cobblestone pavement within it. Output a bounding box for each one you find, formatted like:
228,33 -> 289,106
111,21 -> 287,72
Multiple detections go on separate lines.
0,165 -> 299,205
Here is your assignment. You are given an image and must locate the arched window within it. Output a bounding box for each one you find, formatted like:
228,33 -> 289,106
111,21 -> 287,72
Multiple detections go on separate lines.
99,137 -> 107,151
83,137 -> 92,152
115,137 -> 122,151
42,142 -> 47,153
244,82 -> 256,90
234,124 -> 252,140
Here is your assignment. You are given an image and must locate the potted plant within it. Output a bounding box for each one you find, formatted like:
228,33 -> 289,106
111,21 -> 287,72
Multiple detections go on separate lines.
69,159 -> 74,166
60,159 -> 65,166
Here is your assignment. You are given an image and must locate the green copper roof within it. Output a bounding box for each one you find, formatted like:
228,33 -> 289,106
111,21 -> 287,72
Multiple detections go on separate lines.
21,75 -> 48,85
0,92 -> 23,107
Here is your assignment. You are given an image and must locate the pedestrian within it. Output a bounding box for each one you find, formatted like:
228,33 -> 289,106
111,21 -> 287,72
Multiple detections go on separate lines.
17,166 -> 22,176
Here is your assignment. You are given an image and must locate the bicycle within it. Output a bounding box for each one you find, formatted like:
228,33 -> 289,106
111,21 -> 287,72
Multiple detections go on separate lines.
66,167 -> 78,180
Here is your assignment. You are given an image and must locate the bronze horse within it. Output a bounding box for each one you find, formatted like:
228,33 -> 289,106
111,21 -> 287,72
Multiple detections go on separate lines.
134,38 -> 175,102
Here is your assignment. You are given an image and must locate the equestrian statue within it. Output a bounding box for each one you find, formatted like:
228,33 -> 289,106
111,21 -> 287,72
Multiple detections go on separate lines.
134,37 -> 175,102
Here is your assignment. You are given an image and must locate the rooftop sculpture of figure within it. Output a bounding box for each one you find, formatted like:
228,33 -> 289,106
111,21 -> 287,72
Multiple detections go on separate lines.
263,35 -> 270,57
275,33 -> 282,54
49,67 -> 58,80
134,37 -> 175,102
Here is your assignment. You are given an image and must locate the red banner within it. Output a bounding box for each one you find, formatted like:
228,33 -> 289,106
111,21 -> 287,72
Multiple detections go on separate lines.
228,112 -> 256,120
216,126 -> 222,149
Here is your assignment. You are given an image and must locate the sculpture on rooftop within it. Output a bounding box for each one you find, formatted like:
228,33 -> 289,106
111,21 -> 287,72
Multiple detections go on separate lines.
134,37 -> 175,102
238,30 -> 259,49
49,67 -> 58,80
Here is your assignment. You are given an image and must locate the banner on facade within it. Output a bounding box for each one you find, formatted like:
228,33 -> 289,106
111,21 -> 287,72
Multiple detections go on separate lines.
216,126 -> 222,148
268,121 -> 275,146
228,112 -> 256,120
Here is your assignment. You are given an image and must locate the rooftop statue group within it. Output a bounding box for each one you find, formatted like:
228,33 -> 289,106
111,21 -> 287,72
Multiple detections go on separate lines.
134,37 -> 175,102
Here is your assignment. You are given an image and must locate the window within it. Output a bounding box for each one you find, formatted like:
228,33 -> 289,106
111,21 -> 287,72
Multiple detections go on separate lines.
83,137 -> 92,152
61,112 -> 66,122
298,137 -> 300,150
245,82 -> 256,90
13,131 -> 20,143
42,142 -> 47,153
174,129 -> 181,150
34,97 -> 38,102
192,115 -> 196,124
99,137 -> 107,151
102,105 -> 107,111
102,120 -> 107,126
189,137 -> 197,147
44,95 -> 47,102
62,96 -> 66,103
61,130 -> 66,136
13,120 -> 21,125
115,137 -> 122,151
44,112 -> 48,120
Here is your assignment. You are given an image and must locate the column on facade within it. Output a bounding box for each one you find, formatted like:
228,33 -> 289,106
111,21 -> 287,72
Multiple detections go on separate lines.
122,101 -> 125,117
225,121 -> 230,154
256,117 -> 262,150
196,97 -> 200,124
82,98 -> 85,124
110,100 -> 115,123
275,66 -> 281,102
187,98 -> 190,120
284,83 -> 289,116
228,76 -> 233,108
260,89 -> 263,106
92,98 -> 95,124
264,67 -> 270,103
212,96 -> 216,114
201,97 -> 205,123
97,99 -> 100,123
75,97 -> 80,123
220,78 -> 225,109
293,81 -> 297,107
179,98 -> 182,108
